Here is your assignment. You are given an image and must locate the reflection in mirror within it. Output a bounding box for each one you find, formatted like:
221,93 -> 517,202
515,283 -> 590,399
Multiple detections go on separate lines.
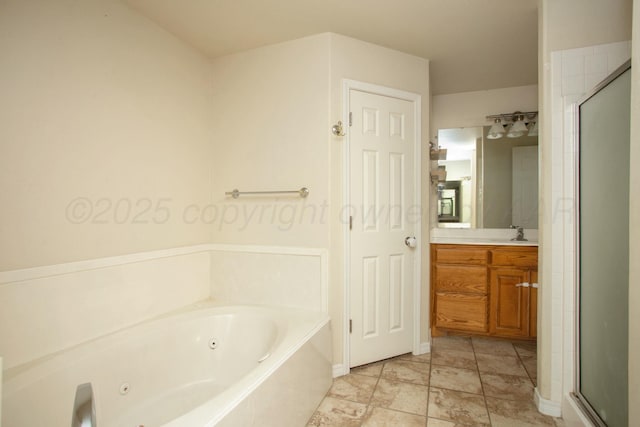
435,126 -> 538,229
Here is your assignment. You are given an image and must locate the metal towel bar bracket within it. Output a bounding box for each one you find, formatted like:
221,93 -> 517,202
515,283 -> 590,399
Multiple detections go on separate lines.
225,187 -> 309,199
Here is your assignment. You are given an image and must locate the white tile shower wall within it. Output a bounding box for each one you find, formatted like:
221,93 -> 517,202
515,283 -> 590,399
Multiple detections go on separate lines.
549,40 -> 631,405
0,248 -> 211,369
209,245 -> 328,312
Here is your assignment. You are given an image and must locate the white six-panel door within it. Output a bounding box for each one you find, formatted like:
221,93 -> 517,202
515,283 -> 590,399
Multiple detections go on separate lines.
349,89 -> 416,367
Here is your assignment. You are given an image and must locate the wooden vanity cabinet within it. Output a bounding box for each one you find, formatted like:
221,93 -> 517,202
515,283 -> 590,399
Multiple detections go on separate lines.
431,244 -> 538,339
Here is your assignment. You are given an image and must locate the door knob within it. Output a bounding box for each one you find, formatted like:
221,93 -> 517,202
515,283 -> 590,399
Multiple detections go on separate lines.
404,236 -> 417,248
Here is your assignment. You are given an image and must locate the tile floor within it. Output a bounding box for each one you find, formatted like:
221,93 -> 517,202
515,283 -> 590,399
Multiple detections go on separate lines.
307,336 -> 564,427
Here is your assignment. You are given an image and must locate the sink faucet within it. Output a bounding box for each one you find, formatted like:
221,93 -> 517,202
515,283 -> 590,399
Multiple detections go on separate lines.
510,225 -> 528,241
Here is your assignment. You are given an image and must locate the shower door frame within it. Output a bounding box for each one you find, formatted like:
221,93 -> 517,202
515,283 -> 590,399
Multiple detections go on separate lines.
572,59 -> 631,427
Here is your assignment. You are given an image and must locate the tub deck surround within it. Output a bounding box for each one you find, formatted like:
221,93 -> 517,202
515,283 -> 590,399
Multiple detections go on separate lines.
0,243 -> 328,371
0,247 -> 212,370
2,302 -> 332,427
209,245 -> 328,312
0,244 -> 330,426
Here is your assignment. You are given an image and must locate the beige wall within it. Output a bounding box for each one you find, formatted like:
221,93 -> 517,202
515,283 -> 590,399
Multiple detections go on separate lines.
432,85 -> 538,138
208,34 -> 331,248
629,0 -> 639,421
208,33 -> 429,367
0,5 -> 431,371
544,0 -> 632,54
538,0 -> 633,410
538,2 -> 552,401
0,0 -> 213,271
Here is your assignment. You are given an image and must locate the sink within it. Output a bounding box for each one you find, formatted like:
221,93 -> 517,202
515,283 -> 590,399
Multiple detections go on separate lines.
430,236 -> 538,246
430,229 -> 539,246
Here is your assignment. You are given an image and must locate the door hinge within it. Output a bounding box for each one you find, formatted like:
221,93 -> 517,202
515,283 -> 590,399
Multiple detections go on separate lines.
349,215 -> 353,230
349,319 -> 352,333
349,112 -> 352,127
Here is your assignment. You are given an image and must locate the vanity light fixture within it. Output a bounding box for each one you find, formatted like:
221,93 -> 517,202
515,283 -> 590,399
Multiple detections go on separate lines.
485,111 -> 538,140
506,114 -> 528,138
487,118 -> 506,139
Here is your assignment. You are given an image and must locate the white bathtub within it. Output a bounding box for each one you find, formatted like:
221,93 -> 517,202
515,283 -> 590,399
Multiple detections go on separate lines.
1,302 -> 332,427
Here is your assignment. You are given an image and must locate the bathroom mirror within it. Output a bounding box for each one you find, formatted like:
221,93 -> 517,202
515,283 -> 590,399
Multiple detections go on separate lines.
435,126 -> 538,229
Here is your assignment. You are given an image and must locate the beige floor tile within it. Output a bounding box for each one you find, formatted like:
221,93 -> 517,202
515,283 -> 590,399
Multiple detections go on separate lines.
399,351 -> 432,364
362,406 -> 427,427
381,359 -> 431,386
426,418 -> 460,427
370,378 -> 429,415
513,342 -> 537,358
480,372 -> 534,401
307,339 -> 547,426
351,360 -> 385,378
428,387 -> 490,426
471,337 -> 517,356
431,348 -> 477,370
306,396 -> 368,427
485,397 -> 556,426
430,365 -> 483,394
519,355 -> 537,384
327,373 -> 379,403
475,353 -> 529,377
554,417 -> 566,426
432,336 -> 473,352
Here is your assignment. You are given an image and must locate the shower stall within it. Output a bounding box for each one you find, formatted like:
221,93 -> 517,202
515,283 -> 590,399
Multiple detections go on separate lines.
574,60 -> 631,426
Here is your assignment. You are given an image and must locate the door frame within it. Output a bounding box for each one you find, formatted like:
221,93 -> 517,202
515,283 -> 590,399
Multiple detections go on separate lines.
341,79 -> 422,373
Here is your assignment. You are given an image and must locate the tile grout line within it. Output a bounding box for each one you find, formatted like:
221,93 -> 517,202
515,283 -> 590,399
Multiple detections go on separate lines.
359,359 -> 385,426
513,342 -> 537,386
425,348 -> 432,425
472,337 -> 494,427
362,356 -> 434,425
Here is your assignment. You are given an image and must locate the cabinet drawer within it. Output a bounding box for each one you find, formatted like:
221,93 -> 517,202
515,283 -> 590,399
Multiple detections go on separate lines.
434,292 -> 488,332
490,248 -> 538,267
434,247 -> 488,265
434,265 -> 487,293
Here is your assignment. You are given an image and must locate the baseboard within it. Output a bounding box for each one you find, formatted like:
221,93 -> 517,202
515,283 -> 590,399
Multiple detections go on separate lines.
416,341 -> 431,355
332,364 -> 348,378
534,388 -> 562,417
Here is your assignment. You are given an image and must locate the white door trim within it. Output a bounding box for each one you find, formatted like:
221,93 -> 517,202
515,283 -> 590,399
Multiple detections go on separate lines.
341,79 -> 422,374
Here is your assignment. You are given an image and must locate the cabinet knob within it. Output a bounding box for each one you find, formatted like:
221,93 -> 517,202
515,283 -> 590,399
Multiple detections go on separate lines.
515,282 -> 530,288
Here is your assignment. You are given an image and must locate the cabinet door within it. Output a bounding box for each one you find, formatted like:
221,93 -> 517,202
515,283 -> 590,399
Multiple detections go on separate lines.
490,267 -> 530,337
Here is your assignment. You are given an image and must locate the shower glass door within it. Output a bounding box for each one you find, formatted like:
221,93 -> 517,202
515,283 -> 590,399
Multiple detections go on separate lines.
576,61 -> 630,427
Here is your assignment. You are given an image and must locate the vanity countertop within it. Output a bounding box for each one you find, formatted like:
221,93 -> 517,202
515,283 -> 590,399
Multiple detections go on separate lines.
430,236 -> 538,246
430,228 -> 539,246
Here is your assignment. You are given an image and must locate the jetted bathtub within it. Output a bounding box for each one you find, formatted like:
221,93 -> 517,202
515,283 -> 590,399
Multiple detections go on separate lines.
2,302 -> 332,426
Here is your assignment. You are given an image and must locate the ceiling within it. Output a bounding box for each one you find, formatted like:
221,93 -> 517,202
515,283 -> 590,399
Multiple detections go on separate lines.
125,0 -> 538,95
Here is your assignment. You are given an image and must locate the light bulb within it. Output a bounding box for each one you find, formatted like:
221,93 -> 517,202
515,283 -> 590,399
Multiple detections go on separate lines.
487,118 -> 505,139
